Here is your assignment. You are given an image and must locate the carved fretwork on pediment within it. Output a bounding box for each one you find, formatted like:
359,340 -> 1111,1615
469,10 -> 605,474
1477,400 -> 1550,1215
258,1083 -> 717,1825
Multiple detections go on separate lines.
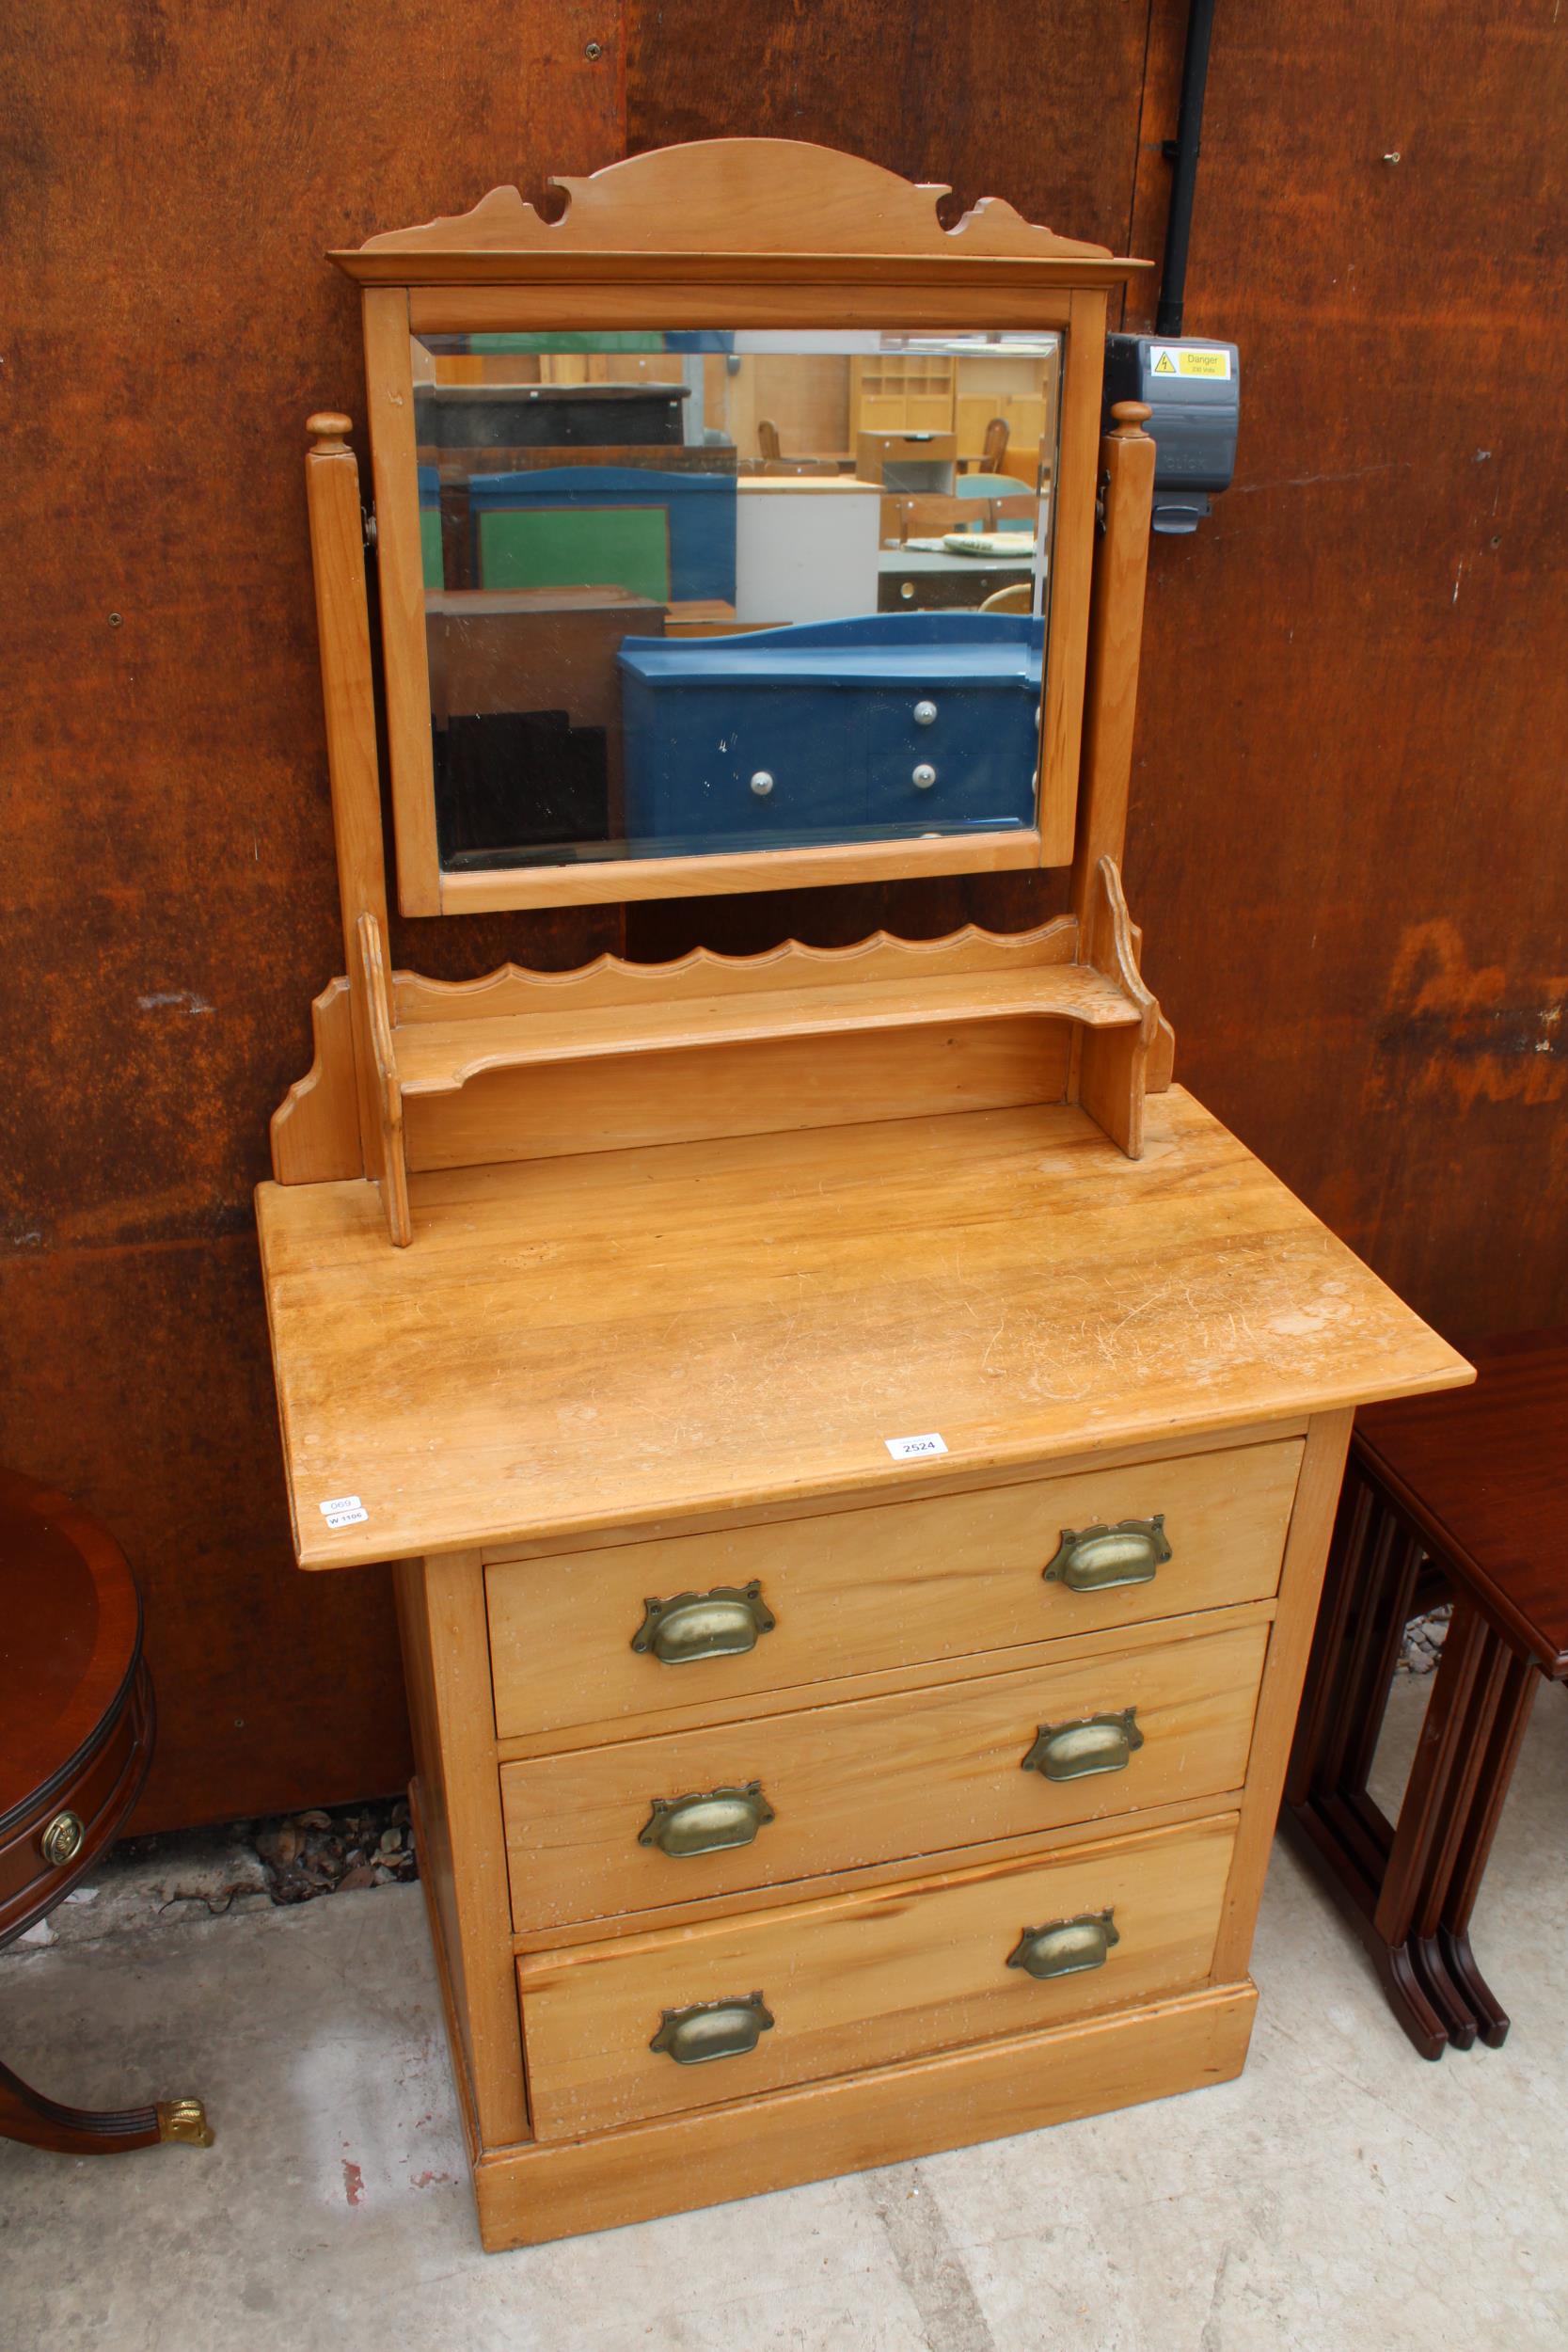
335,137 -> 1140,284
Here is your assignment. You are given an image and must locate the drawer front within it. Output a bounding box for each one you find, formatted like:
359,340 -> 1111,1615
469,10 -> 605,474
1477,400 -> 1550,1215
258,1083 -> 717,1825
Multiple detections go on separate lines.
487,1438 -> 1302,1745
499,1620 -> 1266,1932
623,690 -> 866,839
861,686 -> 1037,827
0,1663 -> 150,1934
518,1813 -> 1240,2138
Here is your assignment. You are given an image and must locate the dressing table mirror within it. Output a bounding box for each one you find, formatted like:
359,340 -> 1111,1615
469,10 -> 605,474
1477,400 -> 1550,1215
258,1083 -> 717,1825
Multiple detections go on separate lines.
410,327 -> 1062,882
258,139 -> 1468,2250
343,140 -> 1122,914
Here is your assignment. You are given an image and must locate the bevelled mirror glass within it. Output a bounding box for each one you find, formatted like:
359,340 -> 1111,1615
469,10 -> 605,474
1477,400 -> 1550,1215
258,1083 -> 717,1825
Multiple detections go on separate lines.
410,327 -> 1063,874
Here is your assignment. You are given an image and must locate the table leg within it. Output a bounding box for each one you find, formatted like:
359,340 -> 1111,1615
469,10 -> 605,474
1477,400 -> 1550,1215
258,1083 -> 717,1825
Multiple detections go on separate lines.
0,2059 -> 211,2155
1434,1650 -> 1540,2048
1286,1424 -> 1550,2062
1369,1593 -> 1499,2053
1285,1462 -> 1457,2056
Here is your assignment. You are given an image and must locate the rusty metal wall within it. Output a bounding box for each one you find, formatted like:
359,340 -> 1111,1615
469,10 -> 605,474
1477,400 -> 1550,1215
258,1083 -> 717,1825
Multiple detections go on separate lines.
4,3 -> 1562,1828
625,0 -> 1568,1344
0,7 -> 626,1828
1122,1 -> 1568,1342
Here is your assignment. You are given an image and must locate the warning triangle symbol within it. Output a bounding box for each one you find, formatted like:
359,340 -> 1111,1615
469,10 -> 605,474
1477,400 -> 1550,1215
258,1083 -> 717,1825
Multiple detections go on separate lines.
1153,351 -> 1176,375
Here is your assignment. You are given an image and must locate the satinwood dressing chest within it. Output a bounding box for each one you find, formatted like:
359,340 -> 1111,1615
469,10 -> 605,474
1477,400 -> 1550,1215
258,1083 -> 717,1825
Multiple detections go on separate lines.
257,139 -> 1468,2249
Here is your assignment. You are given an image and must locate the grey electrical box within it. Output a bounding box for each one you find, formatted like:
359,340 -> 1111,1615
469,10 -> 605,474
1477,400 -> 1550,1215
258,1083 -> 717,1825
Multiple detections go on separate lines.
1102,335 -> 1240,535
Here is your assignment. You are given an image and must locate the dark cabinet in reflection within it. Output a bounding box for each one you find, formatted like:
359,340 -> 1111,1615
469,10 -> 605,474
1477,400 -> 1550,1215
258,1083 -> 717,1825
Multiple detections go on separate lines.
428,587 -> 665,861
415,382 -> 691,451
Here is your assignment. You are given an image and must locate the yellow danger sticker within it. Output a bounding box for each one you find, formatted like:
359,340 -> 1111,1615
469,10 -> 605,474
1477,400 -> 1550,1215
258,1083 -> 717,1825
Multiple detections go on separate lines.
1150,345 -> 1232,381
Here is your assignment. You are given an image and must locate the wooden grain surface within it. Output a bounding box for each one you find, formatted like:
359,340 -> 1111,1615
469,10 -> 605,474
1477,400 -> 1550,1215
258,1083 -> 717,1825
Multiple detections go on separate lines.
471,1980 -> 1257,2247
506,1782 -> 1255,1956
1210,1406 -> 1353,1980
391,964 -> 1137,1095
403,1016 -> 1076,1174
346,137 -> 1123,268
394,1555 -> 528,2145
517,1813 -> 1238,2139
485,1435 -> 1304,1743
436,829 -> 1046,916
257,1089 -> 1466,1571
499,1619 -> 1266,1932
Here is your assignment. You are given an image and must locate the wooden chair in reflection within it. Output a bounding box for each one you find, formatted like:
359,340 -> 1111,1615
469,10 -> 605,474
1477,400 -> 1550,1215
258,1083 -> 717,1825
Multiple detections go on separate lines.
880,488 -> 1037,544
979,581 -> 1034,613
958,416 -> 1011,476
753,417 -> 842,478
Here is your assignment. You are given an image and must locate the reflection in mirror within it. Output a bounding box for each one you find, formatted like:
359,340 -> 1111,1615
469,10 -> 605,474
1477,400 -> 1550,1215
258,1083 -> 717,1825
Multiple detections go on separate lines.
411,329 -> 1062,870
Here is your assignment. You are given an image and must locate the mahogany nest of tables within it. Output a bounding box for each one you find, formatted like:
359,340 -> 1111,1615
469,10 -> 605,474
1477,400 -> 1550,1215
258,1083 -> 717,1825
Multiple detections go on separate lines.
1286,1331 -> 1568,2058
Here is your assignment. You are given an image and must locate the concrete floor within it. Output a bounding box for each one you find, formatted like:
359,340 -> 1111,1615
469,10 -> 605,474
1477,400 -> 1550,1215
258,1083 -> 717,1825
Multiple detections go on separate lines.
4,1676 -> 1566,2352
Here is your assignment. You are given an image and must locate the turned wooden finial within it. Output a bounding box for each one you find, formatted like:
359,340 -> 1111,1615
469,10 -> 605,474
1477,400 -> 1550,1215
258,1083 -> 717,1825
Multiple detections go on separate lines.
1110,400 -> 1153,437
308,411 -> 353,450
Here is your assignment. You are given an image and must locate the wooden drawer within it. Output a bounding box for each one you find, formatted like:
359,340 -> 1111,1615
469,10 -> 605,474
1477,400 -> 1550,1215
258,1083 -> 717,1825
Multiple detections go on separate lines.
500,1619 -> 1266,1932
0,1665 -> 150,1923
486,1438 -> 1302,1744
518,1812 -> 1240,2138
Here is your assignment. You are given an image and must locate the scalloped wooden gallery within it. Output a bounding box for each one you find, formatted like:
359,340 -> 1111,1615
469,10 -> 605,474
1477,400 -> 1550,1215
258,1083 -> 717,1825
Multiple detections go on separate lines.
256,140 -> 1470,2249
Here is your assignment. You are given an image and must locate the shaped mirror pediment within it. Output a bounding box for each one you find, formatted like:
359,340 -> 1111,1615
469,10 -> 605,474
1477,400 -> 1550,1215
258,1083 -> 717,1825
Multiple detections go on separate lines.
343,136 -> 1148,913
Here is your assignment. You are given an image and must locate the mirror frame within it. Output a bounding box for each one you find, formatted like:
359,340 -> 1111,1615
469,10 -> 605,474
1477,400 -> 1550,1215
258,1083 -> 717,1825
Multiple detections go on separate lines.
334,138 -> 1148,916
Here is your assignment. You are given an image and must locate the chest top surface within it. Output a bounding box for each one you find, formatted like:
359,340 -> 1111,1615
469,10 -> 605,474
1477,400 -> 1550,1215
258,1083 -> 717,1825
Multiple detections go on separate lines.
257,1090 -> 1467,1571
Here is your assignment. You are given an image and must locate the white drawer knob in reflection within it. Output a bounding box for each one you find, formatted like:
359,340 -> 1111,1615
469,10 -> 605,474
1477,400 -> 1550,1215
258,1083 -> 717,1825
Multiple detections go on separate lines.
912,763 -> 937,789
750,771 -> 774,797
913,699 -> 938,726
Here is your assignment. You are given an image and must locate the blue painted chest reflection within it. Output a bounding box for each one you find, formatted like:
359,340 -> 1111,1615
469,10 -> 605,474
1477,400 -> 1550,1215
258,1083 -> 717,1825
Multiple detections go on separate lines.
616,613 -> 1043,848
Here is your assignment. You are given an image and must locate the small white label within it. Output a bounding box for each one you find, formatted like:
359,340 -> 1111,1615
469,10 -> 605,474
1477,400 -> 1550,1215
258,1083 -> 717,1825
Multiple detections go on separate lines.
320,1495 -> 362,1517
325,1507 -> 370,1531
885,1432 -> 948,1462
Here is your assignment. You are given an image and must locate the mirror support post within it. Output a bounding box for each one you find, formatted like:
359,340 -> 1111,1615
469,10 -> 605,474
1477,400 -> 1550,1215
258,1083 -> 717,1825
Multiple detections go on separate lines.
305,412 -> 391,1179
1071,402 -> 1156,929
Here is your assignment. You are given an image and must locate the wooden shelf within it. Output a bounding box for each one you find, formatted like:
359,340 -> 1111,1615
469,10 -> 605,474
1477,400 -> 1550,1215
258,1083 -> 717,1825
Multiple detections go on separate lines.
334,856 -> 1166,1247
391,962 -> 1140,1100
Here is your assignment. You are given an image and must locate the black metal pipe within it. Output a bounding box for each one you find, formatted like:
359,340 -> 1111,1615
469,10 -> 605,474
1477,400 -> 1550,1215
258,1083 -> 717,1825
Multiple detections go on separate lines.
1156,0 -> 1217,339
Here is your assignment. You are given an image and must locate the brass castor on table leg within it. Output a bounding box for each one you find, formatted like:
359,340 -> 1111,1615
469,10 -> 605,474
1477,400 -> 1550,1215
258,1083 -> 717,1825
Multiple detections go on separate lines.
0,2059 -> 213,2155
156,2098 -> 214,2147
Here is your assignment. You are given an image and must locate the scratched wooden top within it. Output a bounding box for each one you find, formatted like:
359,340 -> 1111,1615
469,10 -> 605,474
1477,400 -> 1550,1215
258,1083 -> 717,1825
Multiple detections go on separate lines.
256,1090 -> 1470,1569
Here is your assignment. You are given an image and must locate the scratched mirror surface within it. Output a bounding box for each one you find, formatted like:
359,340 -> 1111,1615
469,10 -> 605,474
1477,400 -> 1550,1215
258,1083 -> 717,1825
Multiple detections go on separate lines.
412,328 -> 1063,871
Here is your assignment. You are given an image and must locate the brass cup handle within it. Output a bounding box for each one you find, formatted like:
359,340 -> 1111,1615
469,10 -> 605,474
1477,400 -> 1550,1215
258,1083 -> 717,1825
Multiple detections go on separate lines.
1007,1908 -> 1119,1980
1022,1707 -> 1144,1782
639,1781 -> 775,1858
40,1810 -> 86,1868
1042,1516 -> 1170,1594
631,1580 -> 777,1665
650,1992 -> 774,2066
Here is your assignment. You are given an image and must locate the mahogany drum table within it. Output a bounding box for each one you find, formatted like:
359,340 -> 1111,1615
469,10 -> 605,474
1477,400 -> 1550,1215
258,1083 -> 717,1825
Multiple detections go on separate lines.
1284,1330 -> 1568,2058
0,1467 -> 211,2153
